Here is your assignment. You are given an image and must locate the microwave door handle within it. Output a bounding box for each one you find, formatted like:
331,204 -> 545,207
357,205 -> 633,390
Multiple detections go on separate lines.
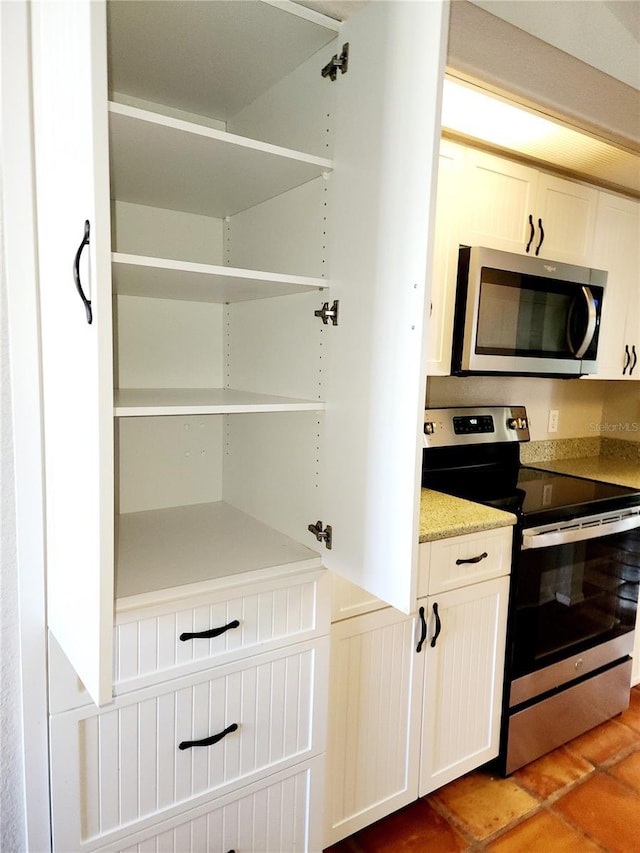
567,286 -> 597,359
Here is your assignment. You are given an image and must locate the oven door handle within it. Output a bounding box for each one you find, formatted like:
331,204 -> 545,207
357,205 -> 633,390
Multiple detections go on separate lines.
522,512 -> 640,549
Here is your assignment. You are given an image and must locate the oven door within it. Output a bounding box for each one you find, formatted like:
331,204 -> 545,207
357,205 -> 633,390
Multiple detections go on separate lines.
511,513 -> 640,681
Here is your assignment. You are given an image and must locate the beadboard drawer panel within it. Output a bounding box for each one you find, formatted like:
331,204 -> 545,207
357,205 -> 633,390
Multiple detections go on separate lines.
50,639 -> 329,852
114,571 -> 328,693
419,528 -> 512,597
89,758 -> 324,853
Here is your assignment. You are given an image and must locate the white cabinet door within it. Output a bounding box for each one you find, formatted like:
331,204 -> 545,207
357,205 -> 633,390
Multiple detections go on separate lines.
591,192 -> 640,380
31,0 -> 114,706
633,606 -> 640,687
534,172 -> 597,265
323,0 -> 448,614
419,576 -> 509,796
324,607 -> 424,846
462,148 -> 539,254
426,140 -> 465,376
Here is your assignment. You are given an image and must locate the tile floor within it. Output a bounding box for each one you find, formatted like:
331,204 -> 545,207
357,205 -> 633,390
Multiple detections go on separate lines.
325,686 -> 640,853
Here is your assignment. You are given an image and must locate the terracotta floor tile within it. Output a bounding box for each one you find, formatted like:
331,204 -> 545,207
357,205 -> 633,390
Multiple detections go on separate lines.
349,798 -> 469,853
565,718 -> 640,765
553,772 -> 640,853
512,746 -> 594,800
619,689 -> 640,734
485,809 -> 603,853
610,749 -> 640,794
431,771 -> 538,841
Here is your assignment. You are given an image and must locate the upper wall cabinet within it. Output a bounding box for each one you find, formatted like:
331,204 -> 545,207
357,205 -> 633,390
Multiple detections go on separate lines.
591,191 -> 640,380
31,0 -> 447,705
461,148 -> 597,266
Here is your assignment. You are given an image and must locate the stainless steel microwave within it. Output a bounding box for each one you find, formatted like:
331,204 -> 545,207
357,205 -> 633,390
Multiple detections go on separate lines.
451,246 -> 607,377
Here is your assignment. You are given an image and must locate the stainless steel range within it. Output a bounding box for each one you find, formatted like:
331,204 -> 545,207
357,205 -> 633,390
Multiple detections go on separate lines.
422,405 -> 640,774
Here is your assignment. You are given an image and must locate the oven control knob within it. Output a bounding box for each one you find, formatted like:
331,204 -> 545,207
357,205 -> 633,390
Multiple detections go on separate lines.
508,417 -> 528,430
424,421 -> 435,436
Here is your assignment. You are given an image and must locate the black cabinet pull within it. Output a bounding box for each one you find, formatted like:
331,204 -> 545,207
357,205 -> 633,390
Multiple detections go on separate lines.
416,605 -> 427,653
535,218 -> 544,255
525,214 -> 535,253
623,344 -> 631,375
180,619 -> 240,641
430,602 -> 442,648
455,551 -> 488,565
179,722 -> 238,750
630,345 -> 638,376
72,219 -> 92,324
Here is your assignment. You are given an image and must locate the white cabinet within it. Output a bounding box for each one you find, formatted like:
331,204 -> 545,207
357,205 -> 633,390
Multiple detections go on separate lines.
418,576 -> 509,795
49,568 -> 330,852
31,0 -> 447,708
324,607 -> 423,846
633,607 -> 640,687
324,526 -> 512,846
591,191 -> 640,380
462,148 -> 597,265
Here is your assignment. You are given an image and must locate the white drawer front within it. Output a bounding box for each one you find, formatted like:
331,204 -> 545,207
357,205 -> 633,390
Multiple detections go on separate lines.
420,527 -> 512,596
50,639 -> 329,852
114,572 -> 327,693
93,758 -> 324,853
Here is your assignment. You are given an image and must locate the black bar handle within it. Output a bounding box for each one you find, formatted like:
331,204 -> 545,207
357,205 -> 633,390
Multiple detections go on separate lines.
631,345 -> 637,376
623,344 -> 631,375
455,551 -> 488,565
179,722 -> 238,750
430,602 -> 442,648
416,605 -> 427,653
180,619 -> 240,641
73,220 -> 93,324
535,218 -> 545,255
525,214 -> 535,253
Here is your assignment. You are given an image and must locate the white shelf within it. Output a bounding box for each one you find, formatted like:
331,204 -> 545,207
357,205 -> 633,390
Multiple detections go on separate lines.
107,0 -> 340,122
114,388 -> 325,417
112,253 -> 328,303
115,501 -> 321,600
109,103 -> 333,218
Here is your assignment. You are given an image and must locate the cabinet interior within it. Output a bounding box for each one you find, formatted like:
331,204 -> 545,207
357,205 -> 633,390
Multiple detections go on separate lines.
107,0 -> 340,596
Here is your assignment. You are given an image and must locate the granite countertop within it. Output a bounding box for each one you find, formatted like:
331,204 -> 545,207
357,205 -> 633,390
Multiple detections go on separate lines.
529,456 -> 640,490
419,488 -> 516,543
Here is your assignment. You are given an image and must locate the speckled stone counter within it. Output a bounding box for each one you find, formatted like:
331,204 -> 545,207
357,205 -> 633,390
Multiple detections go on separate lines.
529,457 -> 640,490
419,488 -> 516,543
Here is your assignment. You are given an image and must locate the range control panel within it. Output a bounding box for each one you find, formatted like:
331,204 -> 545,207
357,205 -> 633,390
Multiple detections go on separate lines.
453,414 -> 494,435
423,406 -> 530,448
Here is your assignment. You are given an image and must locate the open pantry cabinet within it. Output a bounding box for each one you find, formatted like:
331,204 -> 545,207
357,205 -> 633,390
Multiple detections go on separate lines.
31,0 -> 447,707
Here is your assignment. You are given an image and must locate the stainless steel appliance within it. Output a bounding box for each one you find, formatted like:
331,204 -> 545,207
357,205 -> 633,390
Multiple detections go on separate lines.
422,406 -> 640,774
452,247 -> 607,377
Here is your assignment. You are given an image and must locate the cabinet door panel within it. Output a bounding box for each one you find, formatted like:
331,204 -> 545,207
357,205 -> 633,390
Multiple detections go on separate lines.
591,192 -> 640,380
325,607 -> 423,846
462,149 -> 538,253
535,173 -> 597,264
419,577 -> 509,796
323,0 -> 448,613
31,0 -> 114,706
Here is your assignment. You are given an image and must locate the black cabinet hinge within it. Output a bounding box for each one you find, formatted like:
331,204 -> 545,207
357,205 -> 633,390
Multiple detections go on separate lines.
308,520 -> 332,550
314,299 -> 339,326
321,43 -> 349,81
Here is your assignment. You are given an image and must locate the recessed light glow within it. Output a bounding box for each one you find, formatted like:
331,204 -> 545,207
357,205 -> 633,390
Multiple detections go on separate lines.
441,79 -> 560,148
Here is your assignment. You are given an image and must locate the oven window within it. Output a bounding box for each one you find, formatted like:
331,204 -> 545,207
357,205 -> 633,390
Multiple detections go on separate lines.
511,529 -> 640,677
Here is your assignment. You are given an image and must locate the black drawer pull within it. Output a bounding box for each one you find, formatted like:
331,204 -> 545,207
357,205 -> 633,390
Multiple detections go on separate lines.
430,602 -> 442,648
416,606 -> 427,653
455,551 -> 488,565
179,722 -> 238,750
73,219 -> 92,324
180,619 -> 240,641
